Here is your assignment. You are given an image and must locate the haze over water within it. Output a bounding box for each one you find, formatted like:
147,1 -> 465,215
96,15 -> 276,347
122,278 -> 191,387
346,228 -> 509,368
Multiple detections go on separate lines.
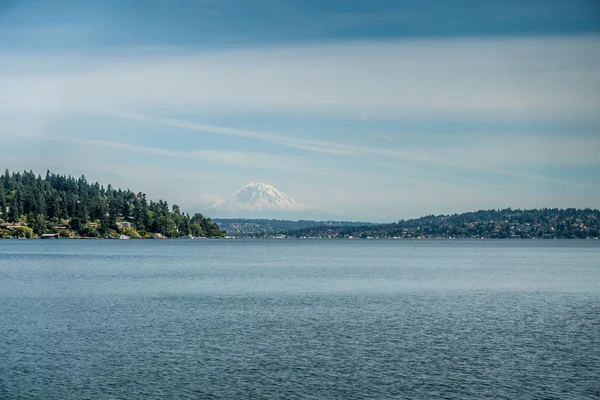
1,239 -> 599,399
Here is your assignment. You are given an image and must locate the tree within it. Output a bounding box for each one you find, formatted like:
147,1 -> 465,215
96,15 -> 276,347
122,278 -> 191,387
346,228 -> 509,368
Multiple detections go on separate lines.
13,226 -> 34,238
0,186 -> 6,219
122,226 -> 142,239
0,169 -> 226,238
69,217 -> 82,232
32,213 -> 47,235
8,197 -> 20,223
79,225 -> 99,238
59,192 -> 68,219
47,192 -> 61,220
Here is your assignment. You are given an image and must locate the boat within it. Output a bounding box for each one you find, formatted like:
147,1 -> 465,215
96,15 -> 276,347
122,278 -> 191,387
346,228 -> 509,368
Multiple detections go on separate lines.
119,235 -> 130,240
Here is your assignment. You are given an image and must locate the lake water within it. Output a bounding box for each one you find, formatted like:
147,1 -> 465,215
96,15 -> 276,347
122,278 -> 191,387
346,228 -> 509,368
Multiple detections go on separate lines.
1,239 -> 599,399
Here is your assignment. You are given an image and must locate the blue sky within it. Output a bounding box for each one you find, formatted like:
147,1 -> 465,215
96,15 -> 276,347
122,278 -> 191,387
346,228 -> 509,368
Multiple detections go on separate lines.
1,0 -> 599,221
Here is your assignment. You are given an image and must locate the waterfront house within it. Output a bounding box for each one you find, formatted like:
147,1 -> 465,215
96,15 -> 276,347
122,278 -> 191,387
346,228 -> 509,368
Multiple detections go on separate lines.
116,221 -> 132,229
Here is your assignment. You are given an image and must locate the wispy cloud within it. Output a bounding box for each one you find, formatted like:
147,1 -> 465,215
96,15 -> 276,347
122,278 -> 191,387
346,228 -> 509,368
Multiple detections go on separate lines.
0,129 -> 378,181
376,134 -> 396,145
4,108 -> 598,187
107,112 -> 600,171
110,112 -> 354,155
1,34 -> 599,219
0,131 -> 307,169
1,35 -> 599,118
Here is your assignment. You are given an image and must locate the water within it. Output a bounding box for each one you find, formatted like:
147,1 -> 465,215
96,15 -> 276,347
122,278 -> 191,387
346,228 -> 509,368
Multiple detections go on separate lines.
1,239 -> 599,399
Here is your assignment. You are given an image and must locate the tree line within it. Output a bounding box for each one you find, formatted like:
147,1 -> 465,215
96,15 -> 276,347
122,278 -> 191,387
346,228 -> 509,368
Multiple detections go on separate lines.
0,169 -> 223,238
213,218 -> 373,236
286,208 -> 600,239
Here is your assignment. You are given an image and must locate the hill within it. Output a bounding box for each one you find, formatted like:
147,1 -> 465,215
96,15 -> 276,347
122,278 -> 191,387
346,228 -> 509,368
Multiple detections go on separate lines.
0,169 -> 223,239
213,218 -> 375,237
285,208 -> 600,239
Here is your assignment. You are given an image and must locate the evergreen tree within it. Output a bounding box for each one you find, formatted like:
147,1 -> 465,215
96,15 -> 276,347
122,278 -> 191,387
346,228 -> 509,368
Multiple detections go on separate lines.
0,186 -> 6,219
0,169 -> 224,237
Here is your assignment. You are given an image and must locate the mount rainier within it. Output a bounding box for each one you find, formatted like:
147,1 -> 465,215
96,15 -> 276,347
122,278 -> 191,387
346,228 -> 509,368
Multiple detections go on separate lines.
207,183 -> 331,219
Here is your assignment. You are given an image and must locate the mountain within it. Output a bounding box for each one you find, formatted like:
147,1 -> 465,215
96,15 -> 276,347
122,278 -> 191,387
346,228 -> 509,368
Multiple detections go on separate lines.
208,183 -> 331,219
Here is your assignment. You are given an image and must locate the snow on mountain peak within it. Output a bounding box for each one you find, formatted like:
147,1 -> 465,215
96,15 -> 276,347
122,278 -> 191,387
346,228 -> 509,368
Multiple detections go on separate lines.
209,182 -> 313,214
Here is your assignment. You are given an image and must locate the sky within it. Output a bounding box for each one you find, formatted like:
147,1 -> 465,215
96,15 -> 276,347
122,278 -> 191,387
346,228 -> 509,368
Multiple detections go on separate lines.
1,0 -> 599,222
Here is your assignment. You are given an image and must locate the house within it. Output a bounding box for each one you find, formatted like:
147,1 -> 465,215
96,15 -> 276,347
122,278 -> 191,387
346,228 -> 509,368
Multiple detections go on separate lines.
1,222 -> 24,228
116,221 -> 132,229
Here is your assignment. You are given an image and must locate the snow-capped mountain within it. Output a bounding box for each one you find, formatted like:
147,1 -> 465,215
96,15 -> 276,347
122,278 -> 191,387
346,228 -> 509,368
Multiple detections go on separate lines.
209,183 -> 313,215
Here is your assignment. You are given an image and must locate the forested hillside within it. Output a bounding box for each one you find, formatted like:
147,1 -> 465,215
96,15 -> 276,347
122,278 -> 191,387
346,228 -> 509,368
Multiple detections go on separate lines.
0,169 -> 223,238
287,208 -> 600,239
213,218 -> 374,236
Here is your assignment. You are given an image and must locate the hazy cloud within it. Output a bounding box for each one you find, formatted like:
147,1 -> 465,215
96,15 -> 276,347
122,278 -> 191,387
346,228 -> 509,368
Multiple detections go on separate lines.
1,35 -> 599,219
1,35 -> 599,118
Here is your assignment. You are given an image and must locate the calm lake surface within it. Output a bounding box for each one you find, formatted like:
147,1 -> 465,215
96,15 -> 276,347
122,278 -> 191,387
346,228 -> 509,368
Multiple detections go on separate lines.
1,239 -> 599,399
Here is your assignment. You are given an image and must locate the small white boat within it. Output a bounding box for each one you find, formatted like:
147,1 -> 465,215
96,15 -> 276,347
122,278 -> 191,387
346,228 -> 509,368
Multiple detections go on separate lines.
119,235 -> 130,240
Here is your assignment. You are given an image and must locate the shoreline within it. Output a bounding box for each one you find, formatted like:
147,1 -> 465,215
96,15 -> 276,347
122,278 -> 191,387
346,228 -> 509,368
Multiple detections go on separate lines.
1,236 -> 598,240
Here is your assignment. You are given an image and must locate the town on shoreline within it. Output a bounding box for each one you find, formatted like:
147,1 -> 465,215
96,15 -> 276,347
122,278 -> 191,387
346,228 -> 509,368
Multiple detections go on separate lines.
1,169 -> 599,240
216,208 -> 600,240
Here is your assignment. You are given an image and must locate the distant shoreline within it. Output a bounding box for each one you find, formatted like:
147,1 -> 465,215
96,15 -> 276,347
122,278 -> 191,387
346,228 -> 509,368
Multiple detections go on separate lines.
216,209 -> 600,240
2,236 -> 598,240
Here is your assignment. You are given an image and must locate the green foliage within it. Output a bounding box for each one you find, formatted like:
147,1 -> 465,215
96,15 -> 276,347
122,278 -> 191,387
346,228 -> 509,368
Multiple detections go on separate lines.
26,213 -> 46,235
213,218 -> 366,236
79,225 -> 100,238
122,226 -> 142,239
287,208 -> 600,239
13,226 -> 35,238
69,217 -> 82,232
0,186 -> 6,218
8,196 -> 20,222
0,169 -> 224,239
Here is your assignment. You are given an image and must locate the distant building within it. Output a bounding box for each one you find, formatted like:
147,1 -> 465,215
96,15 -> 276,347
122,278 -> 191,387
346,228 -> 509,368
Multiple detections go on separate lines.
1,222 -> 24,228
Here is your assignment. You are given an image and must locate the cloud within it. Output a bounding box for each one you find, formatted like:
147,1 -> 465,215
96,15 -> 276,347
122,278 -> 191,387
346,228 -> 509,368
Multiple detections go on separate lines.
1,35 -> 599,118
86,111 -> 600,173
0,128 -> 375,181
0,131 -> 306,169
445,135 -> 600,167
376,134 -> 396,144
311,179 -> 600,221
109,112 -> 355,155
1,35 -> 599,219
3,108 -> 598,187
